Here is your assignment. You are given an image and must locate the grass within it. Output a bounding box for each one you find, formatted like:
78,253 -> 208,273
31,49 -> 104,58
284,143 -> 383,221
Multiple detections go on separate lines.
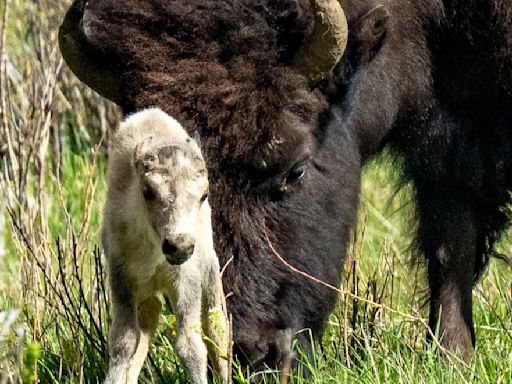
1,0 -> 511,383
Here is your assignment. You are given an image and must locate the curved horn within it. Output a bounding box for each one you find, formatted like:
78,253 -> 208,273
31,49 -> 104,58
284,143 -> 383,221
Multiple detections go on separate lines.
58,0 -> 122,104
293,0 -> 348,86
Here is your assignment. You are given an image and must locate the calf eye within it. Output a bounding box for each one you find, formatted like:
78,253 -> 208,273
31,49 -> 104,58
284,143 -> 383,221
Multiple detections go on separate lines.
200,193 -> 208,203
142,185 -> 156,200
285,164 -> 307,185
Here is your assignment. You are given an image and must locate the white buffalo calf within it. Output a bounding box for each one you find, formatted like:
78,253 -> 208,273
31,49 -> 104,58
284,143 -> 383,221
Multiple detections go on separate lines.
102,108 -> 228,384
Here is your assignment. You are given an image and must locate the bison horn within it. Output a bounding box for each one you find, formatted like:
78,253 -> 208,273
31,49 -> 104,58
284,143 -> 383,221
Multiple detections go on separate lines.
58,0 -> 122,105
293,0 -> 348,86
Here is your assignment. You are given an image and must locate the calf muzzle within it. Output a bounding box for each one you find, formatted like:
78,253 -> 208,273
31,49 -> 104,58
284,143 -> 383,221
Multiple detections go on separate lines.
162,235 -> 195,265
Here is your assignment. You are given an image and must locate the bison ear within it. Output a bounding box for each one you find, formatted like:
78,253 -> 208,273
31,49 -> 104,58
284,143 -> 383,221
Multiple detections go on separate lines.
353,5 -> 390,65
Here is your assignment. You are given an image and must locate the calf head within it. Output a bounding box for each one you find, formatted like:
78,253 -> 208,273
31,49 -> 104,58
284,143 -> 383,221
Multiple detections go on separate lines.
133,139 -> 208,265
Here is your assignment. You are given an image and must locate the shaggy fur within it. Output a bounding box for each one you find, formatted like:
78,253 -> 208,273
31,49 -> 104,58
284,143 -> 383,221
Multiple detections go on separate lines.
102,108 -> 228,384
62,0 -> 512,369
79,0 -> 358,369
326,0 -> 512,359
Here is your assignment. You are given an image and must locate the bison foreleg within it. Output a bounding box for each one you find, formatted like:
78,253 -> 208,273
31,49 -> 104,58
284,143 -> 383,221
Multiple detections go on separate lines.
418,196 -> 476,361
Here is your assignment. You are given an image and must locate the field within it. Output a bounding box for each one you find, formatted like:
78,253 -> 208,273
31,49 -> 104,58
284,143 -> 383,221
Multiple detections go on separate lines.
0,1 -> 511,383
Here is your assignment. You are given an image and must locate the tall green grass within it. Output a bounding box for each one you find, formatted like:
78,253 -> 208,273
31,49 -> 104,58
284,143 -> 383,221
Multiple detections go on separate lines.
1,1 -> 511,383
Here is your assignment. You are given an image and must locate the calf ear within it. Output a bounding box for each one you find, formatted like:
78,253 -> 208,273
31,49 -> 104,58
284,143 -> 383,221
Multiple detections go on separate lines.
352,5 -> 390,65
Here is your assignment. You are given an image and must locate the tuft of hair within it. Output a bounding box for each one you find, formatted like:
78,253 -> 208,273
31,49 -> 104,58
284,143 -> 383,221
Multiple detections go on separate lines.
106,107 -> 202,192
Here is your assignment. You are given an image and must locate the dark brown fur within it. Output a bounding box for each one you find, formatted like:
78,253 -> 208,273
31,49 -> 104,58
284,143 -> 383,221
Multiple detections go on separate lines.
77,0 -> 356,369
330,0 -> 512,360
61,0 -> 512,371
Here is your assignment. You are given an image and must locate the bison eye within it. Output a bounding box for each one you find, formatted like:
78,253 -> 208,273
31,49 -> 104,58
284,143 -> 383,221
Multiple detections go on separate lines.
200,193 -> 208,203
285,164 -> 307,185
142,185 -> 156,200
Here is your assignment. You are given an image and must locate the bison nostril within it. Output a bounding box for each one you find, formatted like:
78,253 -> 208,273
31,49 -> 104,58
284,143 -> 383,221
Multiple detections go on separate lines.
162,239 -> 178,255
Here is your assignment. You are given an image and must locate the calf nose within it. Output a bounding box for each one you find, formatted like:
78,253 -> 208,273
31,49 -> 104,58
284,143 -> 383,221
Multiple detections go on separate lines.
162,234 -> 195,265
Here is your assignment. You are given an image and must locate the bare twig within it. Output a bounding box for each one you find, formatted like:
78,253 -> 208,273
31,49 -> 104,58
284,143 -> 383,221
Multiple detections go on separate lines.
0,0 -> 20,200
261,219 -> 434,324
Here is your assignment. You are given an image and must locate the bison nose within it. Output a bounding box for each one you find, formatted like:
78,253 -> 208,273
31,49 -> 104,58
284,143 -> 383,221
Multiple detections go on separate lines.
162,235 -> 195,265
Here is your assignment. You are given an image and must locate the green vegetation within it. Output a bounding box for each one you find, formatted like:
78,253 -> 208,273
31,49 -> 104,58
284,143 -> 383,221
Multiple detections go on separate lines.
1,1 -> 511,383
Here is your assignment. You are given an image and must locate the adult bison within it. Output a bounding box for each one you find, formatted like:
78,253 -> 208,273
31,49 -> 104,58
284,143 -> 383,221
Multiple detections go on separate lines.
59,0 -> 512,370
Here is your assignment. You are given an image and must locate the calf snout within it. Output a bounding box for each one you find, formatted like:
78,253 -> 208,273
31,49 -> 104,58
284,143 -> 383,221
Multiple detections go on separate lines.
162,234 -> 195,265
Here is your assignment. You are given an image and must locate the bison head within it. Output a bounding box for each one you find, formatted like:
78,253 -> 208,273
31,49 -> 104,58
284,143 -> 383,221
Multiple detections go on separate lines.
60,0 -> 359,370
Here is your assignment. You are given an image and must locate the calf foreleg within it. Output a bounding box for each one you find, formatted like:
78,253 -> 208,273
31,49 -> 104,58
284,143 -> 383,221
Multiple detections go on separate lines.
125,296 -> 161,383
171,277 -> 209,384
104,268 -> 139,384
203,259 -> 229,383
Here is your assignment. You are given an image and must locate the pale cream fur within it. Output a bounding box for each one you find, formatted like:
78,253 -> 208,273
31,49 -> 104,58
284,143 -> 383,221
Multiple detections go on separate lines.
102,108 -> 229,384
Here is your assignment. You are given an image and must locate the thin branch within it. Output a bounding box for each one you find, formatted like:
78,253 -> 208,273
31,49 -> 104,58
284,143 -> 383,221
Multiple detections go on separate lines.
261,219 -> 432,323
